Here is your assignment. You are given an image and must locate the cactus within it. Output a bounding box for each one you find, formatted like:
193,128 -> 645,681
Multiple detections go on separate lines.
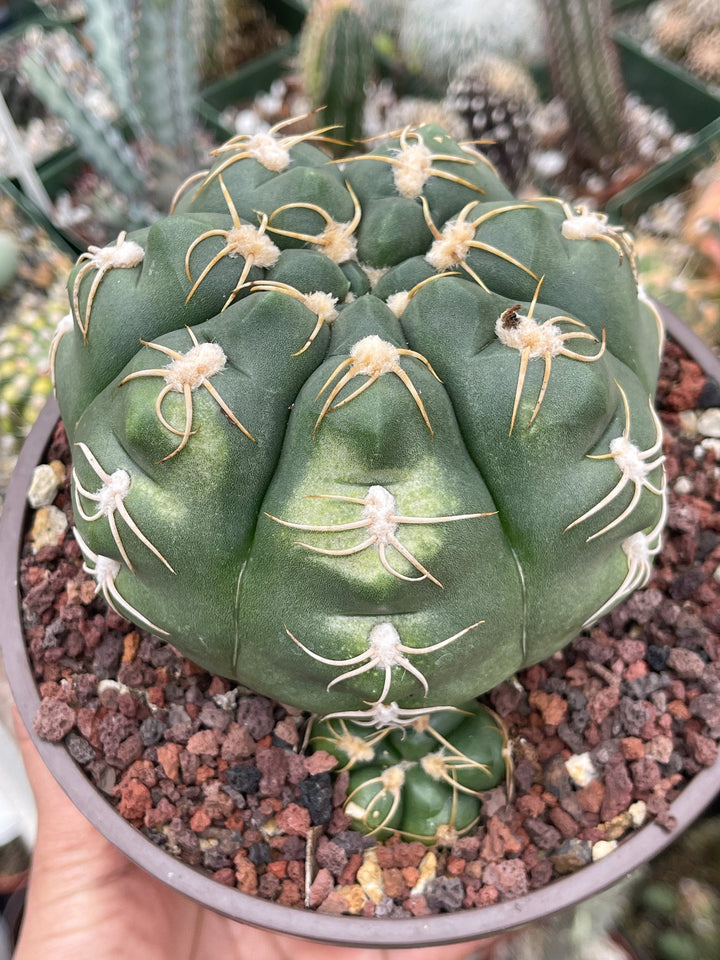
299,0 -> 374,148
394,0 -> 544,93
0,312 -> 56,455
539,0 -> 629,165
52,117 -> 666,841
311,701 -> 507,841
20,0 -> 211,217
21,30 -> 147,200
445,55 -> 540,191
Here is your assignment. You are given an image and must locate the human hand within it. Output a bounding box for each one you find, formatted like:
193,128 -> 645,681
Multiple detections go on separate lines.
12,709 -> 499,960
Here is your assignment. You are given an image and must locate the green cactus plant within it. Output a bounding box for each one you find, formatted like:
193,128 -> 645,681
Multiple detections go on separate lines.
51,117 -> 666,842
1,311 -> 56,455
299,0 -> 374,149
20,0 -> 224,221
311,701 -> 508,841
539,0 -> 630,165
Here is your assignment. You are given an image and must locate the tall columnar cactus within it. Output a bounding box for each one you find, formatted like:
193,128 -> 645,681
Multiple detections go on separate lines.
539,0 -> 629,165
21,0 -> 212,213
299,0 -> 374,148
52,117 -> 666,841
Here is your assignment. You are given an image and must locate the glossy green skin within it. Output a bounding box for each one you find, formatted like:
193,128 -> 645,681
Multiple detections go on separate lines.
54,124 -> 665,723
311,703 -> 506,841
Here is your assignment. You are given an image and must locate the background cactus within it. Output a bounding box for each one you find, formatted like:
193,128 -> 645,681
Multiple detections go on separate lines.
20,0 -> 228,220
392,0 -> 544,94
299,0 -> 374,149
539,0 -> 630,166
445,55 -> 540,191
52,118 -> 666,840
0,312 -> 55,456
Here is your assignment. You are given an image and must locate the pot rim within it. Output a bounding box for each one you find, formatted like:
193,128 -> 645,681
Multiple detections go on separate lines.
1,302 -> 719,948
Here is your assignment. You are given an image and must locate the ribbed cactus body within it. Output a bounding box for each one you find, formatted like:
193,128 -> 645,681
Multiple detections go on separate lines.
311,703 -> 507,841
53,122 -> 665,773
1,314 -> 54,452
540,0 -> 628,164
299,0 -> 373,147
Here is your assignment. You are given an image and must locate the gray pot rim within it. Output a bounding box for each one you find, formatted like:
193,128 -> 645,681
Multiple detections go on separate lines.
1,302 -> 719,949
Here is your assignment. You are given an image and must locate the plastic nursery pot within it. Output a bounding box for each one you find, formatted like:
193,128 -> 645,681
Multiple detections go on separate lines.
607,1 -> 720,222
1,305 -> 720,949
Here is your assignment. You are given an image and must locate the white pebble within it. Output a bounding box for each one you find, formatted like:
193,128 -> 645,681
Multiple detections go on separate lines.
565,752 -> 598,787
530,149 -> 567,178
697,408 -> 720,438
674,476 -> 693,494
30,505 -> 68,551
678,410 -> 698,436
628,800 -> 647,828
27,463 -> 60,509
592,839 -> 618,861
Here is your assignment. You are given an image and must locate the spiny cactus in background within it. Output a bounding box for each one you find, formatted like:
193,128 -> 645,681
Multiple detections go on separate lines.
0,311 -> 56,457
52,117 -> 666,841
20,0 -> 221,217
393,0 -> 544,94
21,28 -> 147,201
299,0 -> 374,149
649,0 -> 720,60
539,0 -> 629,166
685,29 -> 720,84
446,56 -> 540,191
380,98 -> 467,143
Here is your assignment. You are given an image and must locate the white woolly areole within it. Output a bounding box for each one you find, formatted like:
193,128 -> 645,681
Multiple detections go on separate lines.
56,313 -> 74,336
92,554 -> 122,587
392,140 -> 434,199
622,530 -> 652,564
163,341 -> 227,392
421,751 -> 447,781
366,622 -> 403,670
337,732 -> 376,764
319,224 -> 357,264
561,212 -> 610,241
363,265 -> 389,290
426,218 -> 475,270
381,764 -> 407,790
225,224 -> 280,267
90,236 -> 144,269
303,290 -> 338,324
495,313 -> 564,358
349,336 -> 400,376
96,469 -> 131,514
244,132 -> 291,172
362,485 -> 398,545
370,702 -> 403,727
386,290 -> 411,318
609,437 -> 654,482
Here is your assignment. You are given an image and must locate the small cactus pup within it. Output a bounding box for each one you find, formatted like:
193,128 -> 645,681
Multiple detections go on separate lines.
52,117 -> 666,842
310,700 -> 508,842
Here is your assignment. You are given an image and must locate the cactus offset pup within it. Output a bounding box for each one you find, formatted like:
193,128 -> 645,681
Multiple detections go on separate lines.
52,118 -> 666,844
